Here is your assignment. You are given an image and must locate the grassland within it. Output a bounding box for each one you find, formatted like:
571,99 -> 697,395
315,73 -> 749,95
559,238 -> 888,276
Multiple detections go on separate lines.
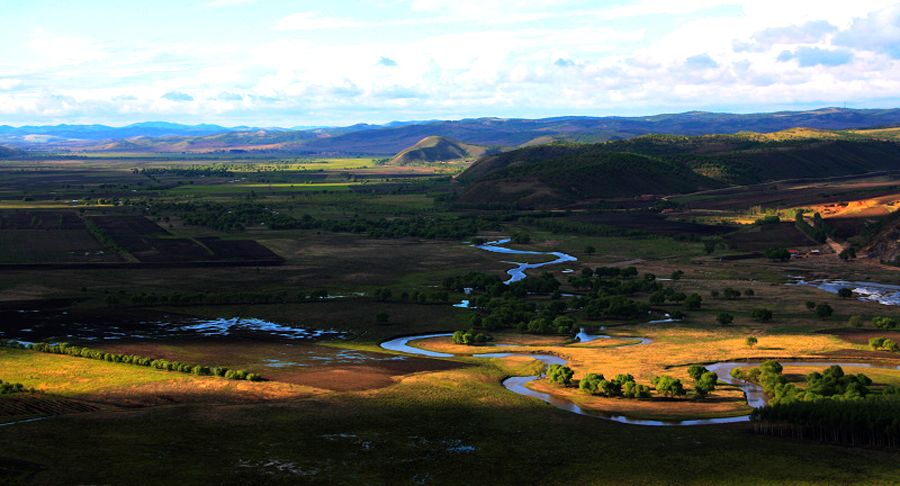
1,152 -> 898,484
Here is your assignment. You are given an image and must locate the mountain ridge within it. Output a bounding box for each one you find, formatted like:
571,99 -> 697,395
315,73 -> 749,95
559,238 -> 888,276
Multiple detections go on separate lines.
3,107 -> 900,155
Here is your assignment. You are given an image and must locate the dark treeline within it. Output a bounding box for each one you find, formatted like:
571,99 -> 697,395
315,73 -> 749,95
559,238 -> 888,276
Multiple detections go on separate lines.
752,395 -> 900,448
137,167 -> 234,178
145,201 -> 497,238
103,288 -> 332,307
520,217 -> 650,239
3,341 -> 262,381
0,379 -> 35,394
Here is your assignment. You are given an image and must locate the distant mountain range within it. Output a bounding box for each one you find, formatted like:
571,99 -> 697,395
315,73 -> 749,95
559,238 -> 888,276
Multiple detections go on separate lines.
2,107 -> 900,155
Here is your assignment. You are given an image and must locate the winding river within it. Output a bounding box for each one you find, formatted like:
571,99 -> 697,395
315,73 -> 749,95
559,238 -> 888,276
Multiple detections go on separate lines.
381,239 -> 900,427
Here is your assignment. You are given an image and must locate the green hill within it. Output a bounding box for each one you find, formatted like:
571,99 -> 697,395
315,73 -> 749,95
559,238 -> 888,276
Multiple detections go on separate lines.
457,130 -> 900,208
388,136 -> 487,165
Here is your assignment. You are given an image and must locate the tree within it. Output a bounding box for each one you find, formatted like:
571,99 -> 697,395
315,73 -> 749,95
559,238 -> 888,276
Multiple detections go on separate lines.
716,313 -> 734,325
805,301 -> 817,311
684,293 -> 702,310
652,375 -> 686,398
765,248 -> 791,261
511,232 -> 531,244
709,290 -> 720,298
848,315 -> 864,328
815,303 -> 833,320
552,315 -> 577,335
547,364 -> 574,386
375,312 -> 390,325
723,287 -> 741,300
837,287 -> 853,299
694,371 -> 718,398
838,247 -> 856,261
687,365 -> 709,381
751,308 -> 773,323
745,336 -> 758,348
670,270 -> 684,281
743,288 -> 755,297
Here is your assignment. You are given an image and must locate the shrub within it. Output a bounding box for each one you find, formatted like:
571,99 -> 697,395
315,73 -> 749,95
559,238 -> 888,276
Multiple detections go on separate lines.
848,315 -> 864,328
716,313 -> 734,325
837,287 -> 853,299
745,336 -> 758,348
751,308 -> 773,323
815,303 -> 834,320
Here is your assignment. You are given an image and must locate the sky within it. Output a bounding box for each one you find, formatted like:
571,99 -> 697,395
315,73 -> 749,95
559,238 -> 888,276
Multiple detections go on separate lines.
0,0 -> 898,126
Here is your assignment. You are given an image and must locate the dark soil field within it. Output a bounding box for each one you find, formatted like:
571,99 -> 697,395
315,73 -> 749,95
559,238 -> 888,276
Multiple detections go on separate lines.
0,210 -> 124,264
724,222 -> 818,251
571,211 -> 733,236
673,173 -> 900,211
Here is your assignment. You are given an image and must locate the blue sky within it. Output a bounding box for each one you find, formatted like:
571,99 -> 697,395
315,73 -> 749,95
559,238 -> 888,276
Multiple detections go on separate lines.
0,0 -> 898,126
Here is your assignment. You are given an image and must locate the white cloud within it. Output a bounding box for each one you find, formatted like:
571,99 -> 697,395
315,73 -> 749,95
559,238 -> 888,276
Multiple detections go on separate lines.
204,0 -> 255,6
275,12 -> 364,31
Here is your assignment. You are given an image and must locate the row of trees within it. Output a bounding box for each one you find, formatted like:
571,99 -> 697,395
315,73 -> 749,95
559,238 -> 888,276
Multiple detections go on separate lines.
546,365 -> 717,400
709,287 -> 755,299
23,342 -> 262,381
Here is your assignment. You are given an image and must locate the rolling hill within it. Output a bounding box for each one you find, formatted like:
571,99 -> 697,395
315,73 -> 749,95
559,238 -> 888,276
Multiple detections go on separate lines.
457,131 -> 900,208
388,136 -> 487,165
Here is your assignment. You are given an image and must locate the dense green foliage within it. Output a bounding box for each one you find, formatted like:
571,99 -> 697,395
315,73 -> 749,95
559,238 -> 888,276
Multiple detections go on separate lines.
546,364 -> 574,386
652,375 -> 686,398
579,372 -> 650,398
731,362 -> 881,406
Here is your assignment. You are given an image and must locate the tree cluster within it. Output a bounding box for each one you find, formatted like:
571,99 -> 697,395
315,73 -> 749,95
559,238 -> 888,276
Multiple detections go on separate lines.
451,329 -> 493,346
579,372 -> 650,398
869,337 -> 898,352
